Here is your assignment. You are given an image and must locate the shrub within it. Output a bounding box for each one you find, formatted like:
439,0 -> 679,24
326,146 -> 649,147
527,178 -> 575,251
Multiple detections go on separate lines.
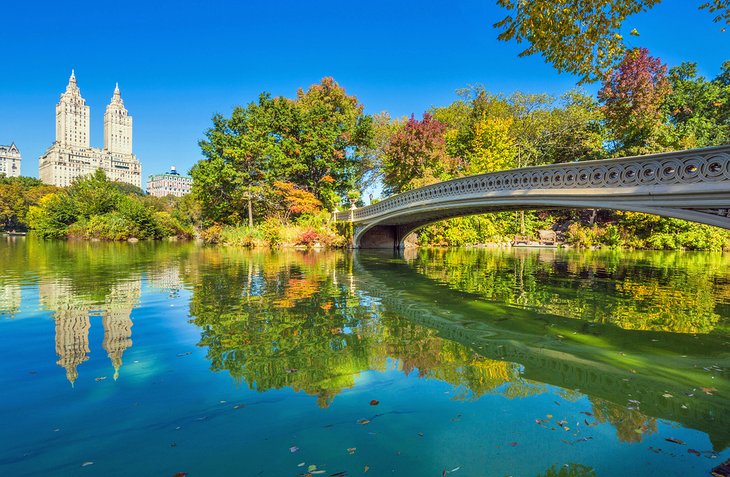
295,228 -> 320,247
200,224 -> 224,243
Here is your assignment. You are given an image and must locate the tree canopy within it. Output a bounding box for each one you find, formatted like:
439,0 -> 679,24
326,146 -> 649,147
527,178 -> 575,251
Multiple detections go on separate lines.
494,0 -> 730,83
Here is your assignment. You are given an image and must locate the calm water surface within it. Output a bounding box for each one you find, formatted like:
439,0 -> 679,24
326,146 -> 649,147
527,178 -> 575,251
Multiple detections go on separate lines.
1,238 -> 729,477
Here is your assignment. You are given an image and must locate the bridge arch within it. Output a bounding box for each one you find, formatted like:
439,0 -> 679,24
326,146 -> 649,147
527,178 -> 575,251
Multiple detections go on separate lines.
336,145 -> 730,249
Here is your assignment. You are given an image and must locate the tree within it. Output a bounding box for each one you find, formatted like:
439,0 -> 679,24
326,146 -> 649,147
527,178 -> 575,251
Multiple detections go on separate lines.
292,77 -> 374,209
382,113 -> 452,195
194,78 -> 373,223
494,0 -> 730,83
195,93 -> 295,226
511,91 -> 606,165
269,181 -> 322,222
0,176 -> 57,231
663,61 -> 730,147
598,48 -> 672,155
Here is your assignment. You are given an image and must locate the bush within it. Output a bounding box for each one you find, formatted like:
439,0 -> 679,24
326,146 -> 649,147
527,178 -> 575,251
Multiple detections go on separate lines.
295,228 -> 320,247
220,225 -> 267,247
200,224 -> 224,243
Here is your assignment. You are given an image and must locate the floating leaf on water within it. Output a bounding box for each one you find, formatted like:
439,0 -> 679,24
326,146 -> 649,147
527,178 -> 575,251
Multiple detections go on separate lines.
357,419 -> 370,425
546,414 -> 553,418
665,437 -> 686,445
369,400 -> 379,406
308,464 -> 317,472
710,458 -> 730,477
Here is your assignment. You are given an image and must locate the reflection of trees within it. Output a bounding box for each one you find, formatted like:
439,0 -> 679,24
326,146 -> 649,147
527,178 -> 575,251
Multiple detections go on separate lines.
184,248 -> 530,406
536,463 -> 596,477
590,398 -> 657,443
409,248 -> 730,334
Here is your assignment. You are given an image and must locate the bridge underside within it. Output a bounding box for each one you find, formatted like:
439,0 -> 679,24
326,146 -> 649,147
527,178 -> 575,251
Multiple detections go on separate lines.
354,196 -> 730,249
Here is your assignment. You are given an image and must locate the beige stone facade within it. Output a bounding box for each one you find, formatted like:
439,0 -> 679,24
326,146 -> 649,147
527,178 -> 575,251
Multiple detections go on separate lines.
0,143 -> 21,177
39,71 -> 141,188
147,166 -> 193,197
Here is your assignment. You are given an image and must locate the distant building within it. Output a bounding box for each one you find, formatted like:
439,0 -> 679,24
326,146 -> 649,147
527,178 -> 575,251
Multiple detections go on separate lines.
0,143 -> 21,177
147,166 -> 192,197
39,71 -> 141,188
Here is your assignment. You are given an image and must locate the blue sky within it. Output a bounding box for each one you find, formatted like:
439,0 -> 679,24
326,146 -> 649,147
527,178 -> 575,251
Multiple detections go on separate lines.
0,0 -> 727,180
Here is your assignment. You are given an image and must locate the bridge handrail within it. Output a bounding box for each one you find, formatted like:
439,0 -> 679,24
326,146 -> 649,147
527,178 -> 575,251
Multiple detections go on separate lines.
336,144 -> 730,223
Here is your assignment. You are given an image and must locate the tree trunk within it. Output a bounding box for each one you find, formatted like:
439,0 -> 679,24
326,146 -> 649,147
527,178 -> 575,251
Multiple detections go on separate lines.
247,195 -> 253,227
520,210 -> 526,235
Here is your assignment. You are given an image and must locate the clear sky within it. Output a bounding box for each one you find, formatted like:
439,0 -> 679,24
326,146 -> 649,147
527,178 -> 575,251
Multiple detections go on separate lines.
1,0 -> 727,180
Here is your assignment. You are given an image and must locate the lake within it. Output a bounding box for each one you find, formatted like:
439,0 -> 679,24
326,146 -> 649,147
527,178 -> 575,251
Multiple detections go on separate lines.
1,238 -> 729,476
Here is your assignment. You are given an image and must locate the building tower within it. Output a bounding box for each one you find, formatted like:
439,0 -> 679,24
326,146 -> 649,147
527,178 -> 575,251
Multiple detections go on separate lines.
55,70 -> 90,148
103,83 -> 133,155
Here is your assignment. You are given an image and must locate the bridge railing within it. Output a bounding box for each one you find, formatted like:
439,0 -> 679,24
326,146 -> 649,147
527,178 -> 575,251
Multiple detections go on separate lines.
335,145 -> 730,223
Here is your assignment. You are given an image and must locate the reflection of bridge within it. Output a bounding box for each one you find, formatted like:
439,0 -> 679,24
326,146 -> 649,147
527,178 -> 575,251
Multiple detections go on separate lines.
338,145 -> 730,248
351,253 -> 730,450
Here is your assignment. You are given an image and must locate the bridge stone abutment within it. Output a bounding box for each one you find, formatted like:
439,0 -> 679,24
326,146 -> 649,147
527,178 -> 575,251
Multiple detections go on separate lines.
357,225 -> 399,249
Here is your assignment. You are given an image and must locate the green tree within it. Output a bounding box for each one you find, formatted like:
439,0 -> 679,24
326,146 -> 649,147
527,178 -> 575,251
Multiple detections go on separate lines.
494,0 -> 730,83
194,78 -> 373,223
663,61 -> 730,147
292,77 -> 374,209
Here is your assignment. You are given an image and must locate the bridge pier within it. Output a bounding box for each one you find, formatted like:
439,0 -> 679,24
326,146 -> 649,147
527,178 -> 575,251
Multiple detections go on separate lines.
356,225 -> 402,249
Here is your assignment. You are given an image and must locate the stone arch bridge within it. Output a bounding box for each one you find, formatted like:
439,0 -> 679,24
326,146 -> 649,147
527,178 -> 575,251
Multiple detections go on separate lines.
336,145 -> 730,248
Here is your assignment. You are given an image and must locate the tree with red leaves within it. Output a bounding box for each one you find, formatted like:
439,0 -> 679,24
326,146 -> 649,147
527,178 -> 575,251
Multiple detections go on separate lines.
382,113 -> 455,195
598,47 -> 672,155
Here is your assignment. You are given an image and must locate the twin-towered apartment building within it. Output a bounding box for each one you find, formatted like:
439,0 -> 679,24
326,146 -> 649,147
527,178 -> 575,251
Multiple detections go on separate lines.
39,71 -> 142,188
4,71 -> 192,196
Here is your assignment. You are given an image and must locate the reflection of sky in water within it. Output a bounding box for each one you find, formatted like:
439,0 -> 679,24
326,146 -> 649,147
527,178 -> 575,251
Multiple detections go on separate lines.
0,240 -> 728,476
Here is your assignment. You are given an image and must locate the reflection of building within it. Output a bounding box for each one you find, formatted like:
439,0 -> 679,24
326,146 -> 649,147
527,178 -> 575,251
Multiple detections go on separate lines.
0,143 -> 21,177
0,283 -> 21,318
54,309 -> 91,384
102,311 -> 133,380
40,278 -> 140,384
147,266 -> 183,294
39,71 -> 141,188
147,166 -> 192,197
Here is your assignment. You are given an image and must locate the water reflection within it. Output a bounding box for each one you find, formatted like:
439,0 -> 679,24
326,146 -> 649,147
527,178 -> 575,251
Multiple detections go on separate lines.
1,239 -> 728,455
